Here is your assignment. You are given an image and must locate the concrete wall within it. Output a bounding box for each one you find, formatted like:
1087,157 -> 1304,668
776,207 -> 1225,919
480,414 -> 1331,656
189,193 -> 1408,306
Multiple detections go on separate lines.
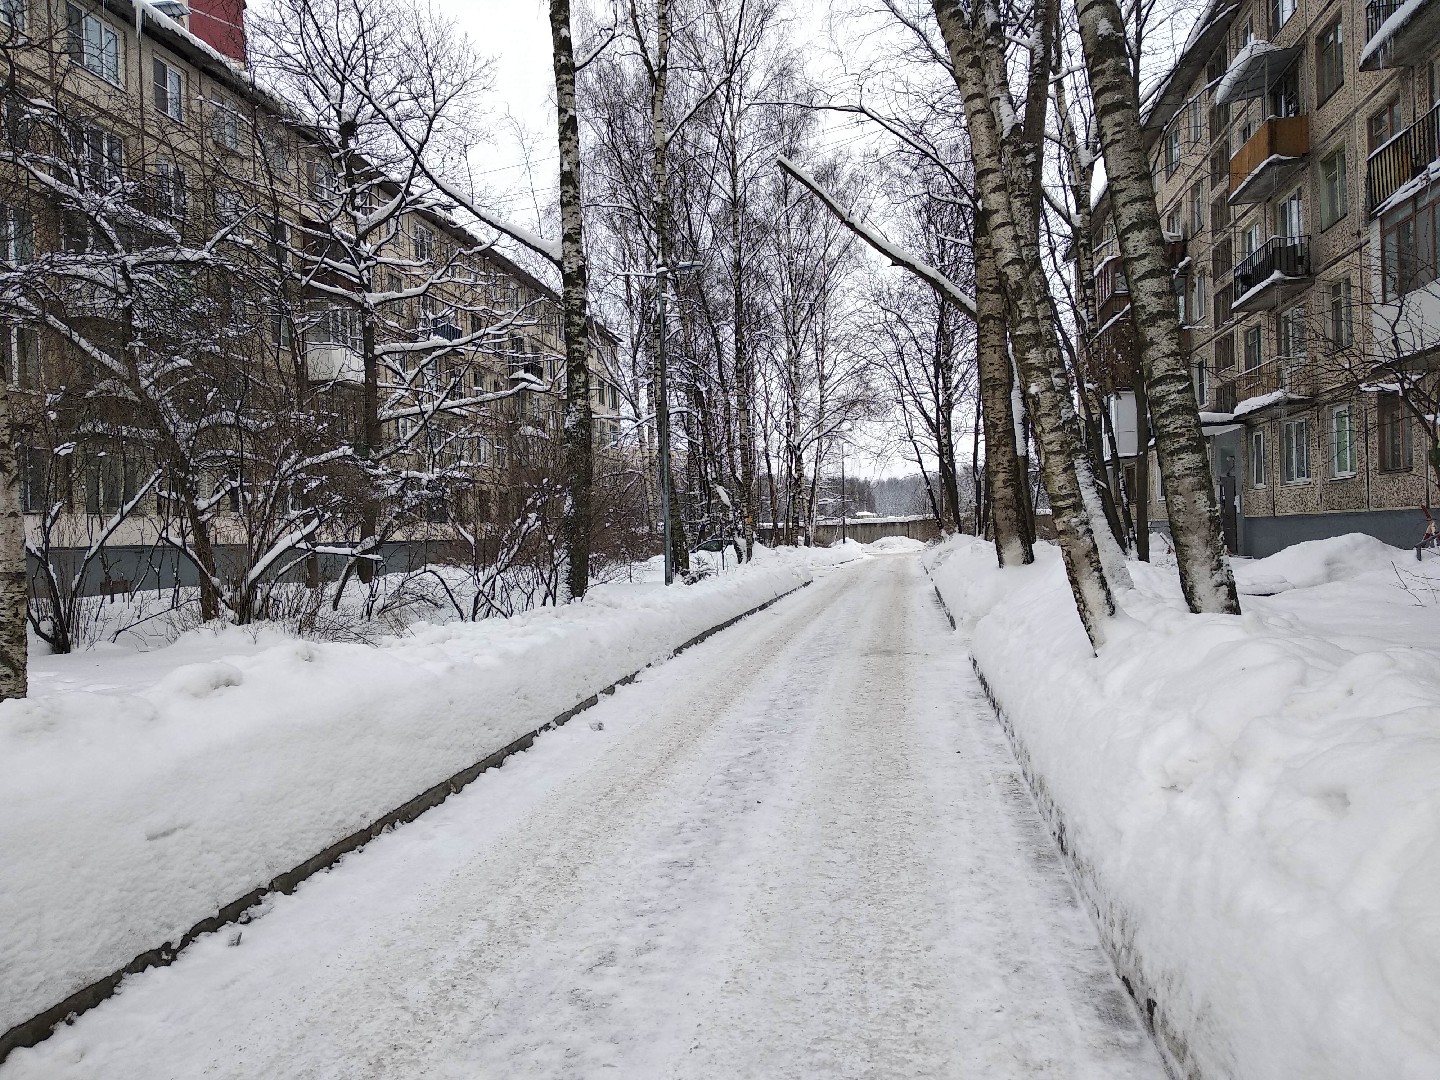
1241,507 -> 1430,557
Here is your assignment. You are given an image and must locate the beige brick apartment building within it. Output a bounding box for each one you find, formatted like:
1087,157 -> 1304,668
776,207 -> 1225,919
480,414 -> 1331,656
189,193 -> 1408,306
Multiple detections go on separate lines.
0,0 -> 628,596
1091,0 -> 1440,556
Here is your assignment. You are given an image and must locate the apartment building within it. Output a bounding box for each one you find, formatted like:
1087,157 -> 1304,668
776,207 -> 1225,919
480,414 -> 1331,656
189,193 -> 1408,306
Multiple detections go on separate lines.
0,0 -> 629,593
1090,0 -> 1440,557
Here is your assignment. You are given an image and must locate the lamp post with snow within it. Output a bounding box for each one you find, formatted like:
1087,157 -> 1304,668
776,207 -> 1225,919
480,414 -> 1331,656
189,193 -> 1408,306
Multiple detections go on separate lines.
655,260 -> 702,584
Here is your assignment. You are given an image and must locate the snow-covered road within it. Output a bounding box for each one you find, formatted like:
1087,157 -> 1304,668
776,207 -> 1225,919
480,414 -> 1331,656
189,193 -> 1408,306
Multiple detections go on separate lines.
3,554 -> 1164,1080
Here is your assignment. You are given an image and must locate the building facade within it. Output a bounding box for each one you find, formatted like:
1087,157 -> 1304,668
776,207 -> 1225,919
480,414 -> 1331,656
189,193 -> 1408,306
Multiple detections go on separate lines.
0,0 -> 631,606
1091,0 -> 1440,557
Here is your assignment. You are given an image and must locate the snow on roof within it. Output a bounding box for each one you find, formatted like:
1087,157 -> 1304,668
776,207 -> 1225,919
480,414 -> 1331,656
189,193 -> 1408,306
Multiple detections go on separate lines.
1371,156 -> 1440,217
1234,389 -> 1307,416
1227,153 -> 1303,202
1215,40 -> 1296,105
1359,0 -> 1430,67
1232,268 -> 1300,310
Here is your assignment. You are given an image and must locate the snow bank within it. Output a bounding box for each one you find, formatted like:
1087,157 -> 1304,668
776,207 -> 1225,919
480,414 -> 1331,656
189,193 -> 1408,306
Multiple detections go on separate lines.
0,548 -> 829,1037
866,535 -> 926,554
925,535 -> 1440,1080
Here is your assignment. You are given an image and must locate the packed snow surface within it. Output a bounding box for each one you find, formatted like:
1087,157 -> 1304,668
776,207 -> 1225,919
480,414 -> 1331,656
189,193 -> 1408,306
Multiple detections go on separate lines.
865,534 -> 927,553
926,533 -> 1440,1080
1,557 -> 1163,1079
0,548 -> 827,1036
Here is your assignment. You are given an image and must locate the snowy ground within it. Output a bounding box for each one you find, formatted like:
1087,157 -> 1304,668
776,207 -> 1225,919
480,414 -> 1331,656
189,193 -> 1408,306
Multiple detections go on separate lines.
927,534 -> 1440,1080
2,554 -> 1162,1080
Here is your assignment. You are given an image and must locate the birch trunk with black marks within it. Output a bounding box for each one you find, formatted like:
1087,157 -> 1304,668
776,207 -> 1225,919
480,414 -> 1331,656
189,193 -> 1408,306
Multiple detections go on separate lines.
932,0 -> 1116,649
552,0 -> 595,601
0,376 -> 26,700
975,218 -> 1034,567
1075,0 -> 1240,615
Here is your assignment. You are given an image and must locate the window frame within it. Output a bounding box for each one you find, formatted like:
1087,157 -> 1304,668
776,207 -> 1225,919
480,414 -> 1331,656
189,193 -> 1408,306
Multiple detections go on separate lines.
1315,19 -> 1344,107
1281,417 -> 1311,483
1330,404 -> 1356,478
1251,429 -> 1267,488
67,4 -> 122,87
152,57 -> 183,123
1378,393 -> 1413,471
1318,145 -> 1348,231
1329,278 -> 1353,348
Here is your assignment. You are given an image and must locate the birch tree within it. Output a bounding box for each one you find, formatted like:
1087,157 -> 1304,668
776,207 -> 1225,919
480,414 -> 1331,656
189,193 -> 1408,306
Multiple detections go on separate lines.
1073,0 -> 1241,614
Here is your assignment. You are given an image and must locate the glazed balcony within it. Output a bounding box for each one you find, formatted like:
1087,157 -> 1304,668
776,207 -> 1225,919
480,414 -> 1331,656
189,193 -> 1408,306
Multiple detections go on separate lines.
1361,0 -> 1440,70
1231,236 -> 1312,312
1228,116 -> 1310,204
1367,102 -> 1440,214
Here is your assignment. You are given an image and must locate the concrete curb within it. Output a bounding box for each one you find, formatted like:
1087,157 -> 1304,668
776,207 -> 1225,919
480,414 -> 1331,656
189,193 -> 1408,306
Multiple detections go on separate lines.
0,577 -> 813,1064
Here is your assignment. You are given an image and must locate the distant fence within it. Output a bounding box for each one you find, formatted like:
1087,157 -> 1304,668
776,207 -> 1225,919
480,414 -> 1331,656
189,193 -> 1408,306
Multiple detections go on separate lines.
757,515 -> 945,547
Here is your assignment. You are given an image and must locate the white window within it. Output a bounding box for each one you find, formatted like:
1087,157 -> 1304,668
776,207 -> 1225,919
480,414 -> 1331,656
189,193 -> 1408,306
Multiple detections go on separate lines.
1242,222 -> 1263,259
73,125 -> 123,187
413,225 -> 434,263
1274,190 -> 1304,242
265,135 -> 290,177
1330,279 -> 1353,348
474,438 -> 490,466
1330,405 -> 1356,477
1282,418 -> 1310,482
1318,147 -> 1347,230
1270,0 -> 1296,32
1190,271 -> 1208,322
1187,98 -> 1204,145
1277,304 -> 1306,359
67,5 -> 121,86
1193,360 -> 1209,407
313,306 -> 361,351
1244,324 -> 1264,370
153,161 -> 185,220
0,204 -> 33,262
1251,429 -> 1266,487
214,189 -> 242,225
3,326 -> 39,389
152,58 -> 183,122
212,98 -> 242,152
308,158 -> 337,206
1,0 -> 26,33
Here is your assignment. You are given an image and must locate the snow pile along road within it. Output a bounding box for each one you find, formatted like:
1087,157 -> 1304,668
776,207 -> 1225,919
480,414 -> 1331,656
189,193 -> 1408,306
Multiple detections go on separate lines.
0,548 -> 828,1039
926,535 -> 1440,1080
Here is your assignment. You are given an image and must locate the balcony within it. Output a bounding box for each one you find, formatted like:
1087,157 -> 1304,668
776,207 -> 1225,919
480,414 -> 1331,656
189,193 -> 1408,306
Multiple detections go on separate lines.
1214,41 -> 1303,105
1367,102 -> 1440,214
1228,116 -> 1309,204
305,343 -> 364,384
1231,236 -> 1312,312
1233,356 -> 1315,411
1361,0 -> 1440,70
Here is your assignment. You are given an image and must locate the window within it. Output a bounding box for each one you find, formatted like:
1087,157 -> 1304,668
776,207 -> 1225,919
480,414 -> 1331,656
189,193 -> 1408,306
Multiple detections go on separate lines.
267,219 -> 289,266
264,135 -> 290,177
271,314 -> 292,349
1165,205 -> 1184,238
66,5 -> 121,86
1187,98 -> 1204,145
20,447 -> 49,514
1268,62 -> 1301,119
152,58 -> 183,122
413,225 -> 434,263
312,306 -> 361,351
1330,404 -> 1356,477
1166,127 -> 1181,178
1378,394 -> 1413,471
1189,270 -> 1208,323
1381,188 -> 1440,301
214,189 -> 242,225
1190,181 -> 1206,236
1244,325 -> 1264,370
84,447 -> 145,515
1,0 -> 25,34
1277,304 -> 1306,358
72,125 -> 124,187
1281,418 -> 1310,482
1175,275 -> 1187,321
0,204 -> 33,262
1251,429 -> 1267,487
1329,279 -> 1352,348
212,98 -> 241,152
152,161 -> 185,220
1368,99 -> 1402,153
1215,332 -> 1235,371
1210,145 -> 1230,190
1193,359 -> 1209,407
1274,190 -> 1304,241
1318,146 -> 1347,229
1242,222 -> 1263,260
308,159 -> 337,206
1270,0 -> 1296,34
1316,21 -> 1343,106
2,326 -> 39,388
